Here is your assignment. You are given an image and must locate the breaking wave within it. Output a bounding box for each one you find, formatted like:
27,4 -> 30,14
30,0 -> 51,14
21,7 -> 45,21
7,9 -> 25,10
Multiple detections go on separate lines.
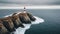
14,16 -> 44,34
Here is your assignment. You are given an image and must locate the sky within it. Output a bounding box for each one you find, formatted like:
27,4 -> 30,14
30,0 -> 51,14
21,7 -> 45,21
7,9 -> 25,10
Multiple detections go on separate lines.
0,0 -> 60,6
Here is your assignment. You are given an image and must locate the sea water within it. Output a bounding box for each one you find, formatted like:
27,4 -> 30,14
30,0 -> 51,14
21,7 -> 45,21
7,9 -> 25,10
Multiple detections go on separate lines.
0,9 -> 60,34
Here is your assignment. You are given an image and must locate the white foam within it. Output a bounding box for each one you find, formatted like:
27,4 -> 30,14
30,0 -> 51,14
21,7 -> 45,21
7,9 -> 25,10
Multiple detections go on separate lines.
4,12 -> 21,17
14,16 -> 44,34
4,14 -> 13,17
32,16 -> 44,24
23,11 -> 27,13
4,13 -> 44,34
16,12 -> 22,15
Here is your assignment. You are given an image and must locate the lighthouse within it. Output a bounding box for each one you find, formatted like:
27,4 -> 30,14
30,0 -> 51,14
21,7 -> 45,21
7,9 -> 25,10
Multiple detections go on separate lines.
24,6 -> 26,11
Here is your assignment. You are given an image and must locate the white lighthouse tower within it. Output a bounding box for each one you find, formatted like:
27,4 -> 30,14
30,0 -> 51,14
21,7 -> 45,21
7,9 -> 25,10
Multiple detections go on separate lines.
24,6 -> 27,13
24,6 -> 26,11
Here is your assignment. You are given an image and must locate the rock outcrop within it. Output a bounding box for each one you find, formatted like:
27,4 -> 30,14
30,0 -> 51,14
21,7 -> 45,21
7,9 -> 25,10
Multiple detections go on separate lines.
11,14 -> 24,29
0,20 -> 10,34
26,12 -> 36,21
0,11 -> 36,34
0,17 -> 15,32
18,12 -> 31,24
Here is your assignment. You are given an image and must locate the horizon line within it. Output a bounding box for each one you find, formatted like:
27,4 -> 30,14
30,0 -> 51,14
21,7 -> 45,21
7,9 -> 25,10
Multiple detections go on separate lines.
0,5 -> 60,9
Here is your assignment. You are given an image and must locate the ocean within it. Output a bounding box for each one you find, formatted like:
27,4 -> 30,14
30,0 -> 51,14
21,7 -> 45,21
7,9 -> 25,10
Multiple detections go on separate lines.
0,9 -> 60,34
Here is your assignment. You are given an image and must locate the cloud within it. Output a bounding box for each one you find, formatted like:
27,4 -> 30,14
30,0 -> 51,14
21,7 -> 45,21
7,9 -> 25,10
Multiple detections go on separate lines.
0,0 -> 60,5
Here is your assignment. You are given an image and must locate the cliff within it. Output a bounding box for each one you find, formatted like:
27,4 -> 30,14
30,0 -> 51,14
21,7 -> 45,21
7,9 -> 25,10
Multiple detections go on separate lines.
0,11 -> 36,34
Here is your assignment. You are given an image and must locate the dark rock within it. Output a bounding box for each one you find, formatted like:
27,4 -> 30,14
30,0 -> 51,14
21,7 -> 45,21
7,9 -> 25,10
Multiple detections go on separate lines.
1,17 -> 16,32
11,13 -> 25,28
0,20 -> 10,34
26,12 -> 36,21
18,12 -> 31,24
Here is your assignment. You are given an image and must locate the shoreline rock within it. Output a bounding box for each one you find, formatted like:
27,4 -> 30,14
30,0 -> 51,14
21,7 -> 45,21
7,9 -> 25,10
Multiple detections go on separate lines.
0,11 -> 36,34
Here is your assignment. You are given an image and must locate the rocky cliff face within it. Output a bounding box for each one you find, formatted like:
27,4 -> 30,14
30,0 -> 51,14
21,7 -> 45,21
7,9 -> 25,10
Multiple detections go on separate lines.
0,11 -> 36,34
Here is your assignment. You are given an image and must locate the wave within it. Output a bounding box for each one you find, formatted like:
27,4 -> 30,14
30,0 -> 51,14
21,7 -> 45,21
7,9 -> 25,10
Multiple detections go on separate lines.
14,16 -> 44,34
